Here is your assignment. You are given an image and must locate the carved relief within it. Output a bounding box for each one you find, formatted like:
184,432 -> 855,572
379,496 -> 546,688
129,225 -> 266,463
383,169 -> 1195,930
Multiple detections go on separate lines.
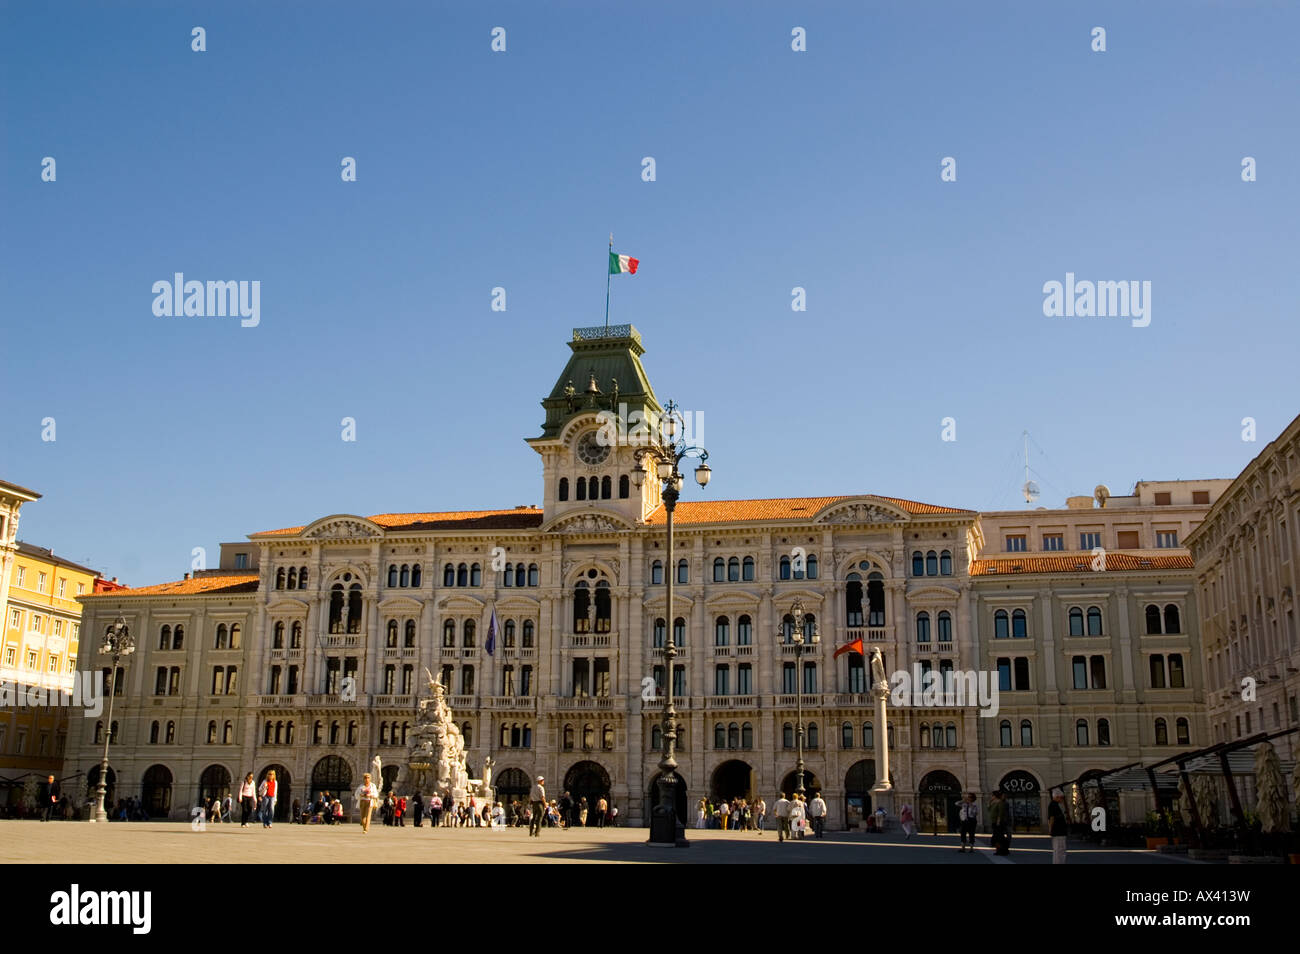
307,520 -> 381,540
820,504 -> 904,525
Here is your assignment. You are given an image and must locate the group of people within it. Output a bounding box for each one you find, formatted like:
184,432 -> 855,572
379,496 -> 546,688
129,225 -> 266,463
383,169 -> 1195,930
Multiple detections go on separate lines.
894,788 -> 1071,863
694,796 -> 766,831
522,776 -> 617,835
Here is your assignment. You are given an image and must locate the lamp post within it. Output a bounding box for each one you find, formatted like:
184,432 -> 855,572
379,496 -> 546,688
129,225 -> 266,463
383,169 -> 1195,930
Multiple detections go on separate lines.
634,399 -> 710,847
92,613 -> 134,823
782,598 -> 819,798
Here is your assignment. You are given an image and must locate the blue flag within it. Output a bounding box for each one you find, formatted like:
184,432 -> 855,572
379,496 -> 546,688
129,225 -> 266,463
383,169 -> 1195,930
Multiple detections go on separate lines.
486,609 -> 497,657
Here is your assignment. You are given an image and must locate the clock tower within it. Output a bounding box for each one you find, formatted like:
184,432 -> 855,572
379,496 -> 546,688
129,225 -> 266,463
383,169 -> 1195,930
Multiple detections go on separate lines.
528,325 -> 665,527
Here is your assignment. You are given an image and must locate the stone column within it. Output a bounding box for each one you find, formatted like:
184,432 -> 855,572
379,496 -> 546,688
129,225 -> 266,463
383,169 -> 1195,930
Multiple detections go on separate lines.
869,648 -> 894,817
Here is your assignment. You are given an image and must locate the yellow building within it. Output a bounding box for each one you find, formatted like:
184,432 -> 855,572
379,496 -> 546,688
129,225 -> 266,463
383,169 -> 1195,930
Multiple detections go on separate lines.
0,478 -> 101,813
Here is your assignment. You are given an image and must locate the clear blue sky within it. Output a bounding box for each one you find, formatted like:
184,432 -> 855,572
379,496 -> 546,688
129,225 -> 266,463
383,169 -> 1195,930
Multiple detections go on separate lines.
2,1 -> 1297,585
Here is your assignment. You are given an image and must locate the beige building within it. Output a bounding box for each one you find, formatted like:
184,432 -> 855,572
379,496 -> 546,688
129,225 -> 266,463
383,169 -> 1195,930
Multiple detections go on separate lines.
64,325 -> 1232,828
1185,413 -> 1300,764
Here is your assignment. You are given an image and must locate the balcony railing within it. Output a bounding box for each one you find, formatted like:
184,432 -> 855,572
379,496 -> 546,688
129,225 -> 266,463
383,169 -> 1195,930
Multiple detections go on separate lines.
706,695 -> 755,709
450,695 -> 475,709
257,694 -> 302,707
549,694 -> 625,711
323,635 -> 361,649
306,693 -> 356,706
485,695 -> 537,710
567,634 -> 613,649
774,693 -> 824,707
371,694 -> 415,708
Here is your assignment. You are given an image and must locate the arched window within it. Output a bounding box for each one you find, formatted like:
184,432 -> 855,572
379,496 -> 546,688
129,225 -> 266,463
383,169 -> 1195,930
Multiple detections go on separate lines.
715,616 -> 730,646
946,724 -> 957,747
522,620 -> 535,647
741,722 -> 753,748
714,723 -> 726,749
404,619 -> 416,647
276,568 -> 286,589
673,617 -> 686,646
347,721 -> 356,745
994,610 -> 1009,639
230,623 -> 241,649
912,551 -> 924,576
462,722 -> 473,747
216,623 -> 228,649
1154,718 -> 1168,745
164,721 -> 174,744
601,724 -> 614,749
1069,607 -> 1084,636
400,565 -> 410,588
159,625 -> 171,650
1097,718 -> 1111,746
573,581 -> 590,632
386,620 -> 398,647
576,477 -> 586,501
1176,717 -> 1190,745
411,565 -> 421,587
1145,604 -> 1162,634
1020,720 -> 1033,746
528,564 -> 539,586
940,550 -> 952,575
807,723 -> 819,749
842,721 -> 854,748
1169,654 -> 1185,688
388,565 -> 398,588
937,611 -> 952,642
470,564 -> 482,586
867,572 -> 885,626
1012,609 -> 1027,638
650,725 -> 662,749
514,564 -> 526,587
463,619 -> 476,648
1164,604 -> 1181,634
782,722 -> 794,748
457,563 -> 468,587
263,722 -> 272,745
563,724 -> 575,750
444,564 -> 455,587
742,556 -> 755,581
727,557 -> 740,581
846,573 -> 864,627
999,720 -> 1012,746
149,721 -> 159,744
170,625 -> 183,650
285,567 -> 297,589
779,556 -> 791,580
582,724 -> 594,750
862,722 -> 873,748
780,614 -> 795,643
291,621 -> 302,648
594,580 -> 612,632
558,477 -> 569,501
677,559 -> 689,584
619,475 -> 630,498
272,622 -> 284,649
312,721 -> 323,744
223,721 -> 233,744
442,620 -> 455,647
926,550 -> 938,576
916,612 -> 931,642
1076,720 -> 1089,745
651,560 -> 663,584
601,476 -> 612,499
1087,606 -> 1103,636
807,554 -> 818,579
503,619 -> 516,647
737,615 -> 752,645
920,724 -> 931,747
299,567 -> 309,589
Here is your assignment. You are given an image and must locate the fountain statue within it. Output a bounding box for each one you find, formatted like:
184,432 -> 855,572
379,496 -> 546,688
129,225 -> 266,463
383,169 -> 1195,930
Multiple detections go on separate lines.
393,670 -> 480,802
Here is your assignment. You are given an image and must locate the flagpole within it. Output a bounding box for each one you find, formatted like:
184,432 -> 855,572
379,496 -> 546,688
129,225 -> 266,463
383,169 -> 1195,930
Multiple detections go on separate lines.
605,233 -> 613,332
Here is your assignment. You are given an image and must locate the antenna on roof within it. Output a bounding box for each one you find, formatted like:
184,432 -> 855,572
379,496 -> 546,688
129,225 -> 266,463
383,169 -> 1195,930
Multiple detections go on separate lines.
1022,430 -> 1040,505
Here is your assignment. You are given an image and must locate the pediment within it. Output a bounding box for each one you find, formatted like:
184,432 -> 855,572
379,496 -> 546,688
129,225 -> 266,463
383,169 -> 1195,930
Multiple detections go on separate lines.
301,514 -> 384,540
378,596 -> 425,613
267,596 -> 311,613
543,510 -> 635,535
815,497 -> 911,525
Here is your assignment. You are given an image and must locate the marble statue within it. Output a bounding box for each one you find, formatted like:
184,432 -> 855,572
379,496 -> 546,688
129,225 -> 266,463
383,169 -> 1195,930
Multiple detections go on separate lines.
392,670 -> 474,801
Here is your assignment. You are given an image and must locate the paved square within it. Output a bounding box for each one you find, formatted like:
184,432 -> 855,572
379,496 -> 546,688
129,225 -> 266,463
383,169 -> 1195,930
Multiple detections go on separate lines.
1,821 -> 1195,864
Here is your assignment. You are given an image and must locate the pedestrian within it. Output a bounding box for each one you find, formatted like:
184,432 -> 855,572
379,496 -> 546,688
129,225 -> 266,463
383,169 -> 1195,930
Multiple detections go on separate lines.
529,776 -> 546,837
41,775 -> 60,822
290,798 -> 301,824
754,796 -> 767,834
411,791 -> 424,827
223,791 -> 233,823
257,770 -> 278,827
1048,789 -> 1069,864
719,799 -> 730,831
430,792 -> 442,828
210,796 -> 223,824
238,773 -> 257,826
596,795 -> 608,828
443,793 -> 455,826
775,792 -> 792,843
355,772 -> 379,833
791,795 -> 807,838
899,802 -> 915,839
332,797 -> 343,824
988,791 -> 1010,855
578,795 -> 589,827
397,794 -> 406,827
958,793 -> 980,852
696,798 -> 707,830
808,792 -> 827,838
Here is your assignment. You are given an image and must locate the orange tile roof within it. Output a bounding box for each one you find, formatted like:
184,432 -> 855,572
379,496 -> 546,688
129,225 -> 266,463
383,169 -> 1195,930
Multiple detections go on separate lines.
255,508 -> 545,537
971,554 -> 1193,576
84,573 -> 260,597
645,495 -> 973,526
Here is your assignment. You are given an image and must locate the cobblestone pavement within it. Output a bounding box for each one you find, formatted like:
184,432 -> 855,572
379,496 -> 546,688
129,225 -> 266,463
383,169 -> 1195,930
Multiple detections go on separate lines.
1,821 -> 1195,864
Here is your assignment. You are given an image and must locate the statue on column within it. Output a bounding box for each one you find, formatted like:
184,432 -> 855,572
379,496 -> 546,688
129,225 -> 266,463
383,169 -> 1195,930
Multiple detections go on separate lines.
483,756 -> 494,791
870,648 -> 888,697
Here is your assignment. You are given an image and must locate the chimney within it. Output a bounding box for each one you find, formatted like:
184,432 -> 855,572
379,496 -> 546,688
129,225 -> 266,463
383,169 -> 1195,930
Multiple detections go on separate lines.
183,572 -> 191,580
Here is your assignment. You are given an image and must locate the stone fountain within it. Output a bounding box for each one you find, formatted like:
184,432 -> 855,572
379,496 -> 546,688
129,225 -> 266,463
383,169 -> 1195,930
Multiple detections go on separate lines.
393,671 -> 492,803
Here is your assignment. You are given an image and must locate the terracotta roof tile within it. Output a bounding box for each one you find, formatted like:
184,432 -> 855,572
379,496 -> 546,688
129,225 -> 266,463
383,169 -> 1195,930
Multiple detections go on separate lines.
255,508 -> 544,537
971,554 -> 1193,576
85,574 -> 260,597
645,495 -> 972,526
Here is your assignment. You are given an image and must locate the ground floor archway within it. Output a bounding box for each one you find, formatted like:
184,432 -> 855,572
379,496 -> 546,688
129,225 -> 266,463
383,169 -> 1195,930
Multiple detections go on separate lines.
141,764 -> 173,817
495,767 -> 530,818
260,763 -> 293,821
780,769 -> 822,799
917,769 -> 962,833
998,769 -> 1042,832
564,760 -> 611,825
86,764 -> 116,809
709,759 -> 753,803
844,759 -> 875,829
645,770 -> 688,827
310,756 -> 351,810
197,764 -> 232,809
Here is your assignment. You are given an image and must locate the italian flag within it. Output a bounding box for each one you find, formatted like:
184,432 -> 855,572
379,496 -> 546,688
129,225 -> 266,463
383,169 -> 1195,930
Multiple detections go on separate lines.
609,252 -> 639,275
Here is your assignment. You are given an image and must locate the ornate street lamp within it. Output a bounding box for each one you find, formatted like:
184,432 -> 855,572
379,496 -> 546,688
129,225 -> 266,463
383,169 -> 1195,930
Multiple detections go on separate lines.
92,613 -> 134,823
781,598 -> 820,798
633,400 -> 710,847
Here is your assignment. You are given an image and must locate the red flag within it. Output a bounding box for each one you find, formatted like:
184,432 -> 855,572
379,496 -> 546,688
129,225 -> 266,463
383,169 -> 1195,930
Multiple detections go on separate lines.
833,637 -> 864,659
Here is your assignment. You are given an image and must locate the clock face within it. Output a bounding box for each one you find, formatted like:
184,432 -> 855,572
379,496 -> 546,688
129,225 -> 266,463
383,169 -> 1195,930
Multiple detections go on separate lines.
576,431 -> 611,466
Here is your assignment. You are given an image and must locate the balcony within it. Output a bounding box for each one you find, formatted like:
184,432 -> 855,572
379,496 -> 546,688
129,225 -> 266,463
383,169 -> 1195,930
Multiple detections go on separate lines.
845,627 -> 890,645
827,692 -> 874,707
371,694 -> 414,708
549,694 -> 625,712
499,646 -> 538,659
774,693 -> 825,708
305,693 -> 357,706
650,646 -> 690,658
706,695 -> 756,710
567,633 -> 613,649
485,695 -> 538,711
269,647 -> 304,659
257,694 -> 303,707
323,634 -> 361,649
641,695 -> 692,711
450,695 -> 476,709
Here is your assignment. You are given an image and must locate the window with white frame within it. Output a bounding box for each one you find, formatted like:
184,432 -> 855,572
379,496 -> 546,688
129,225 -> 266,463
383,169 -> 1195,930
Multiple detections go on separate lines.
57,578 -> 66,597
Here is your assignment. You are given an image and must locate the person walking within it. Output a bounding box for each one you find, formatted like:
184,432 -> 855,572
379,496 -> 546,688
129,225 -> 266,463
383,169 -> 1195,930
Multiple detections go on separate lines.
578,795 -> 589,827
809,792 -> 827,838
1048,789 -> 1069,864
396,795 -> 407,827
696,798 -> 707,830
719,799 -> 730,831
238,773 -> 257,826
958,793 -> 980,852
257,770 -> 278,827
411,791 -> 424,828
775,792 -> 792,843
754,796 -> 766,834
355,773 -> 379,833
528,776 -> 547,837
429,792 -> 442,828
596,795 -> 608,828
223,792 -> 233,824
791,795 -> 807,839
989,791 -> 1010,855
41,775 -> 60,822
899,802 -> 915,839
